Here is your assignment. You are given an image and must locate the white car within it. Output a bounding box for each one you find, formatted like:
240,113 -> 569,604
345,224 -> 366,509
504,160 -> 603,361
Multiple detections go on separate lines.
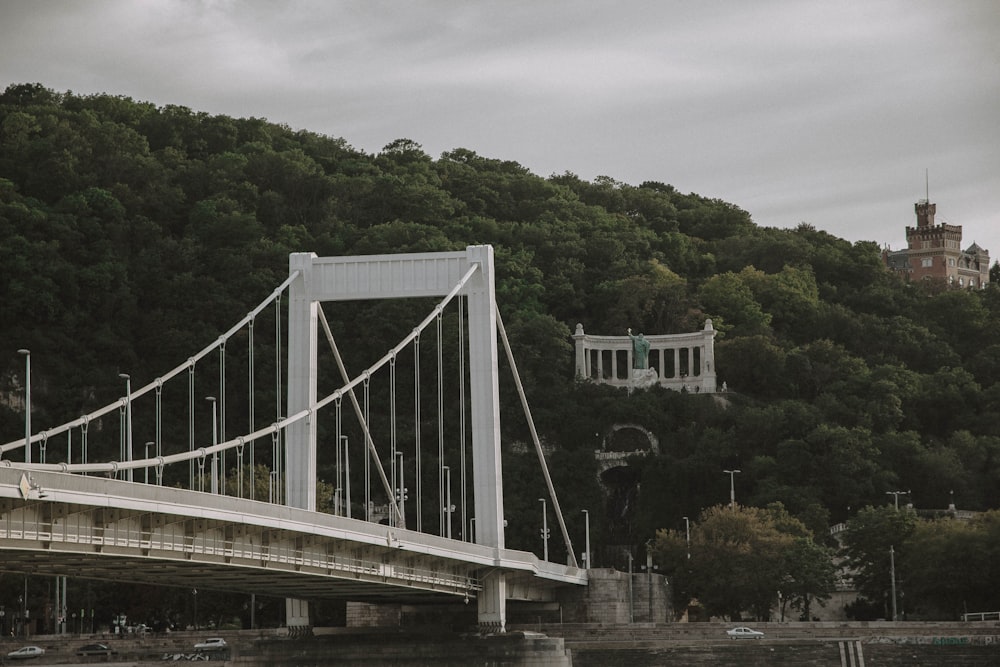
193,637 -> 228,651
727,626 -> 764,639
7,646 -> 46,660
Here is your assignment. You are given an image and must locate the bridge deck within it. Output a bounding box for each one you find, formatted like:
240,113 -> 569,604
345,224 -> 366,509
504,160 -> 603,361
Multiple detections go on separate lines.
0,467 -> 585,603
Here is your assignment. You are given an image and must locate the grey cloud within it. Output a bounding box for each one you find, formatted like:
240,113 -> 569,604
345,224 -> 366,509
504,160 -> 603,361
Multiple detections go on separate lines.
0,0 -> 995,255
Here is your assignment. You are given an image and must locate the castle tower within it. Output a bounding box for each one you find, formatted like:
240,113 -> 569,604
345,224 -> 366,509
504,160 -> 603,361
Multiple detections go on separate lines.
914,199 -> 936,227
896,200 -> 989,288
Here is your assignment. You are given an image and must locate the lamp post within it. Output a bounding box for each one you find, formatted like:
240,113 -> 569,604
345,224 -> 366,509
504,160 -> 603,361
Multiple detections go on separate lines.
206,397 -> 218,494
886,490 -> 909,510
395,452 -> 406,528
683,516 -> 690,559
18,349 -> 31,464
644,540 -> 655,621
443,465 -> 454,539
538,498 -> 549,561
627,550 -> 634,623
890,545 -> 898,621
119,374 -> 133,481
341,436 -> 351,519
144,442 -> 154,484
581,509 -> 591,569
723,469 -> 741,509
20,581 -> 26,638
333,438 -> 344,516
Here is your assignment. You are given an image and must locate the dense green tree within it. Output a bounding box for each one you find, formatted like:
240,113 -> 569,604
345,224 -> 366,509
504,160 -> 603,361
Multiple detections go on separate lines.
782,536 -> 838,621
900,516 -> 996,619
911,366 -> 980,437
742,264 -> 821,342
665,504 -> 789,620
698,270 -> 772,338
655,504 -> 835,621
713,335 -> 787,399
591,259 -> 693,334
841,505 -> 917,617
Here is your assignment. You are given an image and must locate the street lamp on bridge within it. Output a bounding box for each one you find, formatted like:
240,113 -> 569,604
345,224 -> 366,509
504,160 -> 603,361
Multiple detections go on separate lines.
581,509 -> 590,569
538,498 -> 550,562
443,465 -> 455,539
339,435 -> 351,518
206,397 -> 218,494
120,374 -> 133,482
17,349 -> 30,464
723,469 -> 741,509
144,442 -> 154,485
395,452 -> 407,528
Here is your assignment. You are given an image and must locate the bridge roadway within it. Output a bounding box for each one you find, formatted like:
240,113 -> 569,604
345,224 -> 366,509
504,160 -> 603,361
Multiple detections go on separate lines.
0,467 -> 585,604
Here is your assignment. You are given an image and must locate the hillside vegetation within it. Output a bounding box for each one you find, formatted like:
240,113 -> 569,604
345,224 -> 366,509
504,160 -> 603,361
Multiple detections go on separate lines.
3,83 -> 1000,622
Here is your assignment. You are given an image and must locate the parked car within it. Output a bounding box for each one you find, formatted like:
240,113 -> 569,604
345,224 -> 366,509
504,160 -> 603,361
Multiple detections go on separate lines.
193,637 -> 228,651
726,626 -> 764,639
7,646 -> 45,660
76,643 -> 116,656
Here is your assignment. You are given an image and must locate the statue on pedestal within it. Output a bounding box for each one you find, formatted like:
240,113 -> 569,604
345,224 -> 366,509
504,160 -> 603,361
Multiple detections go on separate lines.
627,328 -> 658,389
627,328 -> 650,369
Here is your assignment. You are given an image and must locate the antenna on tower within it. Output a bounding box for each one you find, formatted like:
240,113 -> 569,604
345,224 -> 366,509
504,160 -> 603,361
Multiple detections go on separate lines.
925,168 -> 929,203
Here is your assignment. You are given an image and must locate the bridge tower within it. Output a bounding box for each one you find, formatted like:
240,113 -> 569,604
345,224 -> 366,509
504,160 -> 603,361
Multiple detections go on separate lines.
284,246 -> 508,630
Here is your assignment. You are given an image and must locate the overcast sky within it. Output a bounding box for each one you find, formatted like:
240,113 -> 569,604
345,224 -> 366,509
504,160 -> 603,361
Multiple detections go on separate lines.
2,1 -> 998,260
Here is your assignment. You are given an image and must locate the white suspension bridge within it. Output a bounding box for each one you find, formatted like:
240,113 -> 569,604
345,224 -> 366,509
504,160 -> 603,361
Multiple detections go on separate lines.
0,246 -> 587,632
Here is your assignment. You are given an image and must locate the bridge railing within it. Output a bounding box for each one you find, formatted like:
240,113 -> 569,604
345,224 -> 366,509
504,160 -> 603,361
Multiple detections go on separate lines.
0,503 -> 480,592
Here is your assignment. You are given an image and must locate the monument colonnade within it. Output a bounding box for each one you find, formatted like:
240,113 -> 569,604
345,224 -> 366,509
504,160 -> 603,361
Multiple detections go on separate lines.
572,321 -> 718,393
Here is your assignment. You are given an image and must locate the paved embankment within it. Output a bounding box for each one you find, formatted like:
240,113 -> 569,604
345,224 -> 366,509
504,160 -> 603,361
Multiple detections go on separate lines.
6,621 -> 1000,666
519,620 -> 1000,667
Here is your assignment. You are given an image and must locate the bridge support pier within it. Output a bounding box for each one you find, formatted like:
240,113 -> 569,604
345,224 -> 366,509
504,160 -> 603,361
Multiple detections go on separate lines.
285,598 -> 311,637
478,570 -> 507,632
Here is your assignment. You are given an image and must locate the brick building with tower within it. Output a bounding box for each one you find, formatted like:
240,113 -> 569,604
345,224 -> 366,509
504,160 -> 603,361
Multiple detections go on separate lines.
883,200 -> 990,288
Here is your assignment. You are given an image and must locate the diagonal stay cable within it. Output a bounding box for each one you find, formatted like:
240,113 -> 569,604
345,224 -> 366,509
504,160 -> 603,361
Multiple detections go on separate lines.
496,306 -> 579,568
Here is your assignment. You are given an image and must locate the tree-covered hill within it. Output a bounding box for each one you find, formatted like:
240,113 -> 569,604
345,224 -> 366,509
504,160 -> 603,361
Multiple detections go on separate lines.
3,81 -> 1000,570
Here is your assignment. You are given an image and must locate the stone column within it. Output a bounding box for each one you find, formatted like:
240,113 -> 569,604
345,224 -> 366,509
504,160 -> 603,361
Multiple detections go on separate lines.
701,319 -> 718,392
573,324 -> 587,379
